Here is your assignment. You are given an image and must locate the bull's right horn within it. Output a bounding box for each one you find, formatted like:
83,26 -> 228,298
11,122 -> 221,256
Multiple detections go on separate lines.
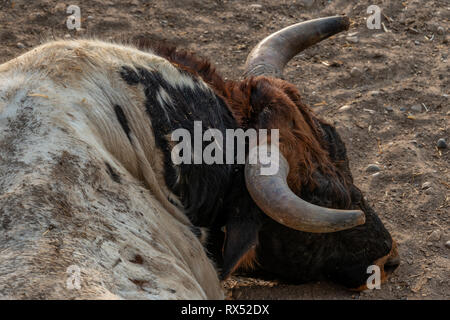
244,145 -> 365,233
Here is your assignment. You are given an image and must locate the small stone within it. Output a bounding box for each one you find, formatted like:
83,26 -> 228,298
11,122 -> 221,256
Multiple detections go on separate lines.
411,104 -> 422,112
445,241 -> 450,249
437,138 -> 447,149
400,107 -> 406,112
371,172 -> 381,178
414,40 -> 421,45
64,34 -> 71,39
428,230 -> 441,242
16,42 -> 25,49
339,105 -> 351,112
366,164 -> 381,173
385,106 -> 393,112
54,3 -> 66,13
249,4 -> 263,9
437,26 -> 445,35
346,36 -> 359,43
350,67 -> 362,77
87,15 -> 94,20
421,182 -> 432,190
369,90 -> 381,96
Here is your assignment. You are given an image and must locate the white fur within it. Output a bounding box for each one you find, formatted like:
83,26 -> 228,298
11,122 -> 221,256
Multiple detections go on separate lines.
0,40 -> 223,300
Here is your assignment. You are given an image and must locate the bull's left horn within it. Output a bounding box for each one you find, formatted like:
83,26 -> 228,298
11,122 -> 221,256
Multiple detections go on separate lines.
244,145 -> 365,233
243,16 -> 350,78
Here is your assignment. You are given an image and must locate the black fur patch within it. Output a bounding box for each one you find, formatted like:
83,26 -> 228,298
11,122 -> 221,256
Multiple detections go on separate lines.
119,65 -> 238,227
114,104 -> 132,143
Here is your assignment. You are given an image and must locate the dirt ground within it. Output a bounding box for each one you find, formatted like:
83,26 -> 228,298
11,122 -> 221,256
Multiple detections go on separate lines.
0,0 -> 448,300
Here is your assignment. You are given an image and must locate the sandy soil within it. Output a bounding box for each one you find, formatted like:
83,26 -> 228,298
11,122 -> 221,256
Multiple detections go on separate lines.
0,0 -> 448,300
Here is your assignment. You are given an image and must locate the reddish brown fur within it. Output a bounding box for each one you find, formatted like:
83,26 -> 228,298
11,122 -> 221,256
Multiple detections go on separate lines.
237,247 -> 258,272
223,77 -> 337,193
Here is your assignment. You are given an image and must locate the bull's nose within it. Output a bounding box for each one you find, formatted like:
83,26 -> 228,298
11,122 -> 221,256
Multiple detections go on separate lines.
385,255 -> 400,267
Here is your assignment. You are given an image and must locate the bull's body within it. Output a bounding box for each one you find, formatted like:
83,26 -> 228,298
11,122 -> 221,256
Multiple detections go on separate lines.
0,16 -> 399,300
0,41 -> 223,299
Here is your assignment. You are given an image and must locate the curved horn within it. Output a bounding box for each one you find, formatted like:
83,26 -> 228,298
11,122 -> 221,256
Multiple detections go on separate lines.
245,146 -> 365,233
243,16 -> 350,78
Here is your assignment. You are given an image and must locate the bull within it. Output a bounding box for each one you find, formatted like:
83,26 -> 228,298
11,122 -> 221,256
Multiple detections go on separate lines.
0,16 -> 399,299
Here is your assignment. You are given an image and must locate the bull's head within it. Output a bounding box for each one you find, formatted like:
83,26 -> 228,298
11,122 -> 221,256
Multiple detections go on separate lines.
218,16 -> 399,290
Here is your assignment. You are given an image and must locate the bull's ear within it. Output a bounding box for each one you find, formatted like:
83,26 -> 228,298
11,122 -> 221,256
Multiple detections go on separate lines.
220,206 -> 262,280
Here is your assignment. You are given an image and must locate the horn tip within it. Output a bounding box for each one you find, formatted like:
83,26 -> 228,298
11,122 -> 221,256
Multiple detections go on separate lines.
355,210 -> 366,226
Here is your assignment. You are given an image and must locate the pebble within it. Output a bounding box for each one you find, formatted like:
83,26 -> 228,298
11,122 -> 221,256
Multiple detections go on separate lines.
346,36 -> 359,44
411,104 -> 422,112
338,105 -> 351,112
437,26 -> 445,35
350,67 -> 362,77
16,42 -> 25,49
385,106 -> 393,112
428,230 -> 441,242
54,3 -> 66,13
366,164 -> 381,173
371,172 -> 381,178
421,182 -> 432,190
445,241 -> 450,249
437,138 -> 447,149
400,107 -> 406,112
249,4 -> 263,9
369,90 -> 381,96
